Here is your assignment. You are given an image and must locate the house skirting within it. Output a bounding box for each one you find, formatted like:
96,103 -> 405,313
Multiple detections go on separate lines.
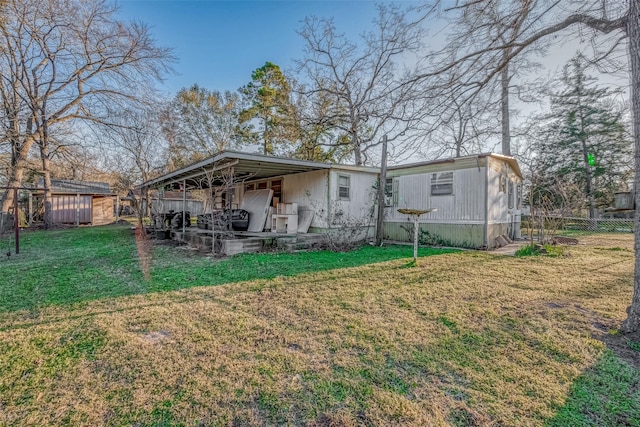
383,220 -> 518,249
383,221 -> 485,249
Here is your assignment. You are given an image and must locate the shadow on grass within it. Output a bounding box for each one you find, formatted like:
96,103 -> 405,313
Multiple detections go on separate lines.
0,225 -> 458,313
547,334 -> 640,427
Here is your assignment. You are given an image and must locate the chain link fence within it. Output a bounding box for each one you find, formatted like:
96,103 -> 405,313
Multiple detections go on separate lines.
522,215 -> 634,235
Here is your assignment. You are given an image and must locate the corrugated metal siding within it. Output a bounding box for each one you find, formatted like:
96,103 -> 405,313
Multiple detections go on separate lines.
486,159 -> 523,241
386,167 -> 486,222
52,195 -> 91,224
92,196 -> 114,225
383,222 -> 484,248
487,167 -> 506,222
487,160 -> 522,222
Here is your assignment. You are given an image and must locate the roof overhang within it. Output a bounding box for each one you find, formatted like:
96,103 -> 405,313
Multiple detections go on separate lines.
483,153 -> 523,179
388,152 -> 523,179
142,150 -> 332,189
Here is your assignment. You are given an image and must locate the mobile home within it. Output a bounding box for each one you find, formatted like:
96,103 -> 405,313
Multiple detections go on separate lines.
383,153 -> 523,249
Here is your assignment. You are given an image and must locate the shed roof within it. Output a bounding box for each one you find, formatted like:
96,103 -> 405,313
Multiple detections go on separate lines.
142,150 -> 371,189
37,179 -> 113,195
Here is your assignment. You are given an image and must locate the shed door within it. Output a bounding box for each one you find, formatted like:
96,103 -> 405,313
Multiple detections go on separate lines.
52,195 -> 92,224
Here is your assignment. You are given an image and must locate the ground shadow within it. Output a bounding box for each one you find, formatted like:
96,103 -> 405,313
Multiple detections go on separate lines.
546,330 -> 640,426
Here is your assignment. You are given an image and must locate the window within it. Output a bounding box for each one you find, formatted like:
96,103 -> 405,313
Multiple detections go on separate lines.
508,180 -> 514,209
338,174 -> 350,200
431,172 -> 453,196
499,174 -> 507,193
516,184 -> 522,209
384,177 -> 399,207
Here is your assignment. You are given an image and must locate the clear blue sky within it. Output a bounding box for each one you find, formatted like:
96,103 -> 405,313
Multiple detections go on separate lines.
118,1 -> 394,95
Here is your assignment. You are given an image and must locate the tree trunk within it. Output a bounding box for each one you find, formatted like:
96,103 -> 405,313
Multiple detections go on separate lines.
580,138 -> 597,227
622,0 -> 640,333
352,132 -> 362,166
1,136 -> 36,212
501,53 -> 511,156
41,144 -> 53,230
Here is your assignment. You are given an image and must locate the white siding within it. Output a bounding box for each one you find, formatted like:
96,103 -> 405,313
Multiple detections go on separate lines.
487,158 -> 522,223
386,167 -> 486,223
282,169 -> 329,228
328,168 -> 378,226
487,167 -> 507,223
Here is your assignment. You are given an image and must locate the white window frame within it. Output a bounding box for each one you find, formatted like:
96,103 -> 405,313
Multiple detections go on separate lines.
430,171 -> 453,196
338,174 -> 350,201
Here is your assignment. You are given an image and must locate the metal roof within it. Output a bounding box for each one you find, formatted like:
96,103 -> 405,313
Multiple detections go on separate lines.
142,150 -> 335,189
36,179 -> 113,195
388,153 -> 523,178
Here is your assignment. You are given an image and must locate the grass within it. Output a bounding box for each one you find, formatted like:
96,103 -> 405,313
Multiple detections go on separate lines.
515,243 -> 564,257
0,225 -> 455,313
0,226 -> 638,426
547,350 -> 640,426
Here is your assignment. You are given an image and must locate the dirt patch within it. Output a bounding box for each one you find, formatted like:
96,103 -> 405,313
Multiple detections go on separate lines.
601,331 -> 640,370
545,302 -> 567,309
141,330 -> 172,344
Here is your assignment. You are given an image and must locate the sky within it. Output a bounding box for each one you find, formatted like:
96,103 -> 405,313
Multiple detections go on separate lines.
116,0 -> 631,159
117,0 -> 390,95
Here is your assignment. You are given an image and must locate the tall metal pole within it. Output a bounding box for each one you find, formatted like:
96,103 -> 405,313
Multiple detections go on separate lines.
13,187 -> 19,254
375,135 -> 388,246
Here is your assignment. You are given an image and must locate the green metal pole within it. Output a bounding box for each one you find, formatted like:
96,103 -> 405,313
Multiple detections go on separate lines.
413,215 -> 418,262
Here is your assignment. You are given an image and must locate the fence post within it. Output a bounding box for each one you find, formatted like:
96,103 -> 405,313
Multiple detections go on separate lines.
14,187 -> 19,254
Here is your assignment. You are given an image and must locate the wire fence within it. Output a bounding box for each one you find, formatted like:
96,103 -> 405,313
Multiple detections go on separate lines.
0,212 -> 12,234
522,215 -> 634,235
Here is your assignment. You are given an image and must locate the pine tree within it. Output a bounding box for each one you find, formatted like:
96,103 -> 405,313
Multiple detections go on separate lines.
239,62 -> 297,155
534,55 -> 633,219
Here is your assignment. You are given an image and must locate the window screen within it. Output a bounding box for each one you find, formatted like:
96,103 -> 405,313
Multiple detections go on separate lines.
431,172 -> 453,196
338,175 -> 350,200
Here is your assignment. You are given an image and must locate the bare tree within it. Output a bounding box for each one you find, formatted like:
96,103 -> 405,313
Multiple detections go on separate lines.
419,0 -> 638,331
162,85 -> 244,169
0,0 -> 173,227
428,87 -> 501,158
97,109 -> 167,228
296,4 -> 426,166
420,1 -> 550,157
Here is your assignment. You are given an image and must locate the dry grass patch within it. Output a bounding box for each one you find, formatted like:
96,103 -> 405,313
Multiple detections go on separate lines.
0,234 -> 637,426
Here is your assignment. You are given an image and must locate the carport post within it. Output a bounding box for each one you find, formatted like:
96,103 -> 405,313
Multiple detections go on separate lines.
28,191 -> 33,226
182,179 -> 186,234
76,193 -> 80,226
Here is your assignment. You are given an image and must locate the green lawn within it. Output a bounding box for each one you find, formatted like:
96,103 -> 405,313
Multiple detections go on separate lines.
0,226 -> 638,426
0,225 -> 455,313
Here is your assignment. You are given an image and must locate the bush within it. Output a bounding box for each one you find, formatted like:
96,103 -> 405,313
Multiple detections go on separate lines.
515,244 -> 564,257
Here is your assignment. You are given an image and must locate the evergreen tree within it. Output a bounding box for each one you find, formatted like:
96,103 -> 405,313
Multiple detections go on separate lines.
239,62 -> 297,155
534,55 -> 632,218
